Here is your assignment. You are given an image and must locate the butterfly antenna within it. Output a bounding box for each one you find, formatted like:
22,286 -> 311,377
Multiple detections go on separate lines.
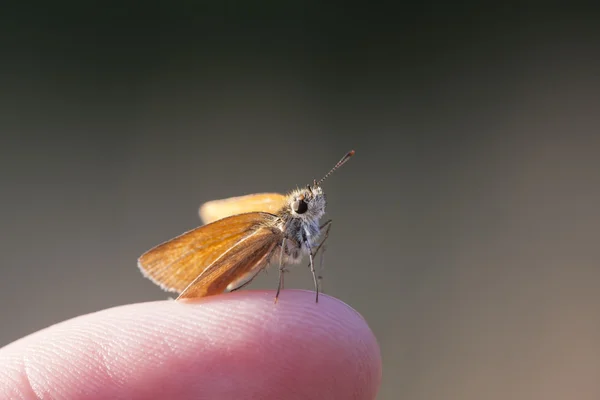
316,150 -> 355,186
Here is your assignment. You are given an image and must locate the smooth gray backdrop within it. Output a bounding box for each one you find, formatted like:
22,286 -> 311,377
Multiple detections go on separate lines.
2,4 -> 600,399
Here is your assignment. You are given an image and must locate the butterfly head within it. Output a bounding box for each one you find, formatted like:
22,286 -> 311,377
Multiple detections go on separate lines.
288,185 -> 326,222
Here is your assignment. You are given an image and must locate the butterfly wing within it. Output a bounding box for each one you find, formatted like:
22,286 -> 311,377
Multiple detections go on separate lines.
199,193 -> 287,224
138,212 -> 277,293
177,225 -> 283,299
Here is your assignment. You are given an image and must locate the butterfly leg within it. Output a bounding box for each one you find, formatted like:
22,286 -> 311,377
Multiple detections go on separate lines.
313,219 -> 333,256
309,219 -> 332,288
305,242 -> 319,303
275,237 -> 287,303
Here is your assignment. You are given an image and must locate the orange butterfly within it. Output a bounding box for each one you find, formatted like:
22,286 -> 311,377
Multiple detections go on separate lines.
138,150 -> 354,302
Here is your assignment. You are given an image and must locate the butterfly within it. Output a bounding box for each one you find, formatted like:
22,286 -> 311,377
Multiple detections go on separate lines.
138,150 -> 354,302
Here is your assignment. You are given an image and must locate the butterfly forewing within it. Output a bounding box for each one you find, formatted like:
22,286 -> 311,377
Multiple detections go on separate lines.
138,212 -> 277,293
177,226 -> 283,299
199,193 -> 287,224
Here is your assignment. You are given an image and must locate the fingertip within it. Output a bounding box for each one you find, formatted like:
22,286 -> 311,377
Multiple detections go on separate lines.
1,290 -> 381,400
173,290 -> 382,399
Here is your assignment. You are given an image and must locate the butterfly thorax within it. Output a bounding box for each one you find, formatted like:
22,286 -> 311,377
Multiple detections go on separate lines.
267,186 -> 325,263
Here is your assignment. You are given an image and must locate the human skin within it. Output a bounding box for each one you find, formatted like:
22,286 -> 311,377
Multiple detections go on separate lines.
0,290 -> 381,399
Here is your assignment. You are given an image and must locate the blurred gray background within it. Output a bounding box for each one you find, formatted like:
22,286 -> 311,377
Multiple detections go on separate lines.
2,3 -> 600,399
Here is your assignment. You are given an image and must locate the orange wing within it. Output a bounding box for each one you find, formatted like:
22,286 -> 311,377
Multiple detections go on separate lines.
177,225 -> 283,299
199,193 -> 287,224
138,212 -> 277,293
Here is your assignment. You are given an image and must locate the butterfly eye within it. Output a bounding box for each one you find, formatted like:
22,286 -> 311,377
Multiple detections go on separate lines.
292,199 -> 308,214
